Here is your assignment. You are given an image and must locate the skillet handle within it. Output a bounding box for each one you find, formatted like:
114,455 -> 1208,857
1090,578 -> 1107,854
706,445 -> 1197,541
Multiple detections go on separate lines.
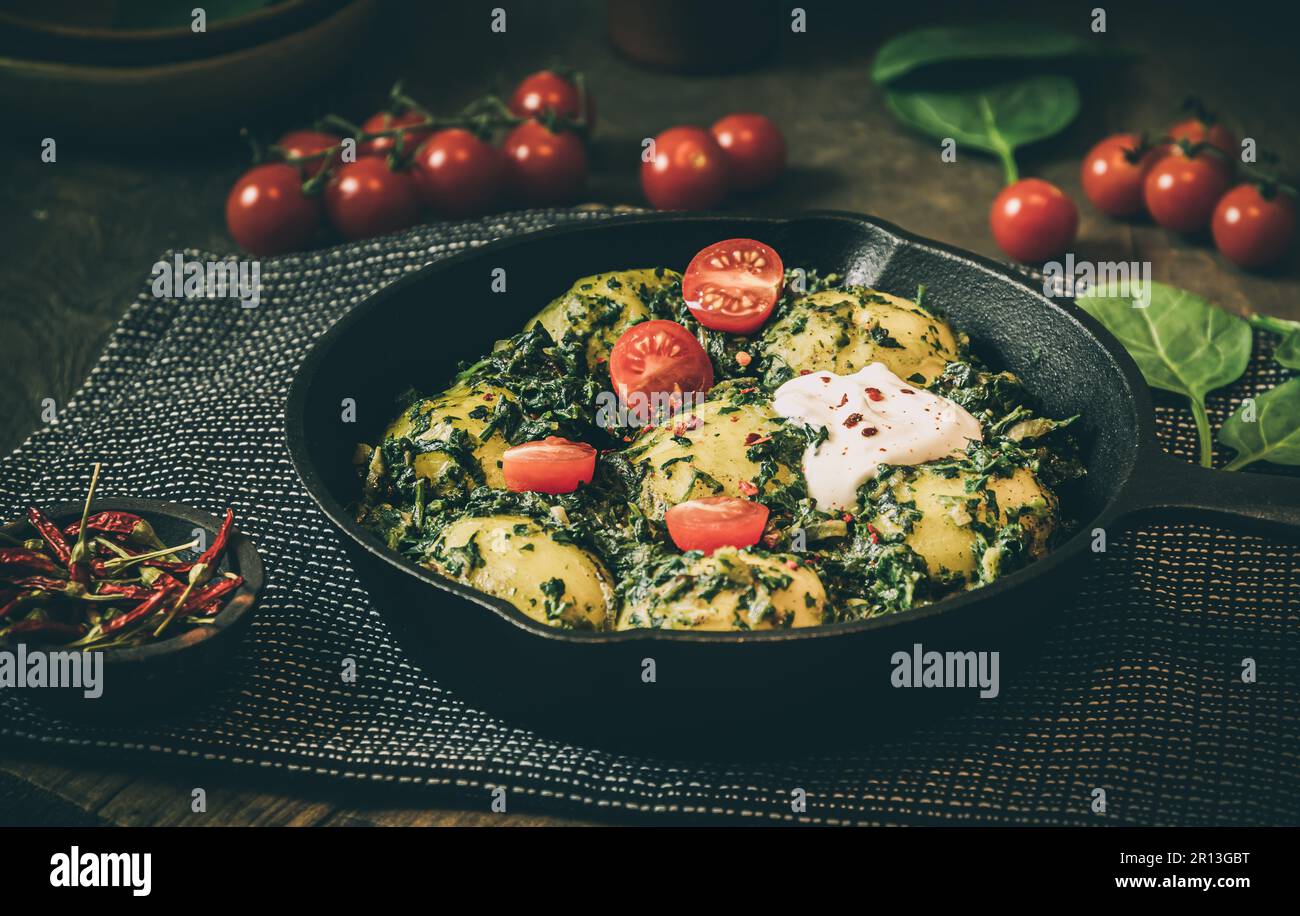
1119,450 -> 1300,536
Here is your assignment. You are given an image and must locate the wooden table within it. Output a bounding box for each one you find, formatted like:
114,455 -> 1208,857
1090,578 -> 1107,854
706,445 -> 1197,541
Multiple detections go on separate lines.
1,0 -> 1296,826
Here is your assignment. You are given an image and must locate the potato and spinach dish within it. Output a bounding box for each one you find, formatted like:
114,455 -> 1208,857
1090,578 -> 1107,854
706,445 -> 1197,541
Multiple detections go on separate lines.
354,238 -> 1082,632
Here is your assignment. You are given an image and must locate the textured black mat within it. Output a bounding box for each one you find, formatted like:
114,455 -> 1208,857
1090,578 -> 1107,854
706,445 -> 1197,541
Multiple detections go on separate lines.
1,209 -> 1297,826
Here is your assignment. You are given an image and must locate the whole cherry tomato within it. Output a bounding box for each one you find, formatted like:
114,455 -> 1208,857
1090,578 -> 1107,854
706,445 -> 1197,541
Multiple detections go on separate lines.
1212,184 -> 1296,268
502,120 -> 588,206
710,113 -> 786,192
641,126 -> 730,210
502,437 -> 597,494
509,70 -> 595,129
1080,133 -> 1160,217
989,178 -> 1078,263
1143,149 -> 1231,233
357,111 -> 433,157
225,162 -> 322,256
412,129 -> 505,217
1168,117 -> 1237,162
324,157 -> 422,240
275,129 -> 343,178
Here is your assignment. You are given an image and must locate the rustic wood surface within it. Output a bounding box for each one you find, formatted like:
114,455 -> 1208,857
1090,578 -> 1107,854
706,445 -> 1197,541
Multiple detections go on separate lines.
1,0 -> 1297,826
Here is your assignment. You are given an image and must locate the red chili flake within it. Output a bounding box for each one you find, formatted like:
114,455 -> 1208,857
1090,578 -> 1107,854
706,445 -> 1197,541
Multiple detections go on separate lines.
820,376 -> 831,384
685,415 -> 703,430
596,356 -> 606,364
865,387 -> 884,401
730,415 -> 740,423
842,513 -> 854,523
843,412 -> 864,429
833,393 -> 848,408
739,387 -> 757,394
483,392 -> 495,401
738,480 -> 758,497
622,435 -> 633,442
861,426 -> 879,437
743,433 -> 773,446
784,559 -> 799,571
866,523 -> 880,544
798,369 -> 812,376
736,350 -> 752,367
900,388 -> 914,394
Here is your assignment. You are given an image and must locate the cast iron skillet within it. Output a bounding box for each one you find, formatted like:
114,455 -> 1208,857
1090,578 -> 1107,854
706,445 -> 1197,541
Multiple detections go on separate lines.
286,212 -> 1300,754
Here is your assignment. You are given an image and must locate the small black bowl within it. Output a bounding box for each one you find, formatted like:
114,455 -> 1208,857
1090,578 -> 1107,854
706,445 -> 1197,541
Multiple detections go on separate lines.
0,498 -> 262,718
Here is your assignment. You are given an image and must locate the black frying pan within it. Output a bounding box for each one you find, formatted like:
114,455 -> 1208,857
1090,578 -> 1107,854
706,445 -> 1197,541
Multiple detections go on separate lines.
286,213 -> 1300,754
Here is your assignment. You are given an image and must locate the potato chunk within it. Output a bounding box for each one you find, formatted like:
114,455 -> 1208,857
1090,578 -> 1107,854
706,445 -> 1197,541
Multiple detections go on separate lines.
382,382 -> 513,495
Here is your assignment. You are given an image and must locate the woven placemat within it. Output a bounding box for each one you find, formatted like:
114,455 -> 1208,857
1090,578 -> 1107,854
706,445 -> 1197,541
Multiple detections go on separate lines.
1,209 -> 1297,826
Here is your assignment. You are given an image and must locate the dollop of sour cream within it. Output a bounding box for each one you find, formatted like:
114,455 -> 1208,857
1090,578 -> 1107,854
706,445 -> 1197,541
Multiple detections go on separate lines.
772,363 -> 983,511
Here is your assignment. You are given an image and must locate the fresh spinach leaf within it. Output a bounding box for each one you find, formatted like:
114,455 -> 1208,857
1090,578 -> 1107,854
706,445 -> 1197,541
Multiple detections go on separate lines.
872,22 -> 1099,85
885,75 -> 1079,183
1078,283 -> 1251,467
1219,377 -> 1300,470
1247,314 -> 1300,369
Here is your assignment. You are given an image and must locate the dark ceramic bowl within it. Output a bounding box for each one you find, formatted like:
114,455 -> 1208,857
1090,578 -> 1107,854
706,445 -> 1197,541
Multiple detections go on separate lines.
0,498 -> 262,717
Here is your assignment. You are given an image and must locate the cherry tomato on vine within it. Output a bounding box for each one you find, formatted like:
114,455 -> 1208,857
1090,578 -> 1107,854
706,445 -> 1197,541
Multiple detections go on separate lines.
641,126 -> 730,210
509,70 -> 595,128
411,129 -> 505,217
1143,150 -> 1230,233
1212,184 -> 1297,268
502,120 -> 588,206
989,178 -> 1078,263
682,238 -> 784,334
666,497 -> 769,555
1080,133 -> 1159,217
710,113 -> 786,192
357,111 -> 432,157
1168,117 -> 1237,162
225,162 -> 322,256
502,437 -> 597,494
276,129 -> 343,178
609,320 -> 714,407
324,157 -> 422,240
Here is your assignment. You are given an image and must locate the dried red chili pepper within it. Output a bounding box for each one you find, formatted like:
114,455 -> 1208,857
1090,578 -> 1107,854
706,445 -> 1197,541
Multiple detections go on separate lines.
0,618 -> 86,639
100,579 -> 181,636
65,511 -> 164,549
94,582 -> 155,601
26,506 -> 71,565
176,574 -> 243,617
0,546 -> 64,580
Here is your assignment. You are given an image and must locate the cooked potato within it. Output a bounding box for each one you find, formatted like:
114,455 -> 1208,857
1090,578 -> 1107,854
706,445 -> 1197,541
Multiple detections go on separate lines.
382,382 -> 513,495
526,268 -> 681,370
424,514 -> 614,629
762,287 -> 961,385
863,465 -> 1056,586
617,547 -> 827,631
622,396 -> 794,518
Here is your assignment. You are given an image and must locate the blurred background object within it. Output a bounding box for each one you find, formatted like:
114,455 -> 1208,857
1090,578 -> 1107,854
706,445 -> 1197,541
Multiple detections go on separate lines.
606,0 -> 779,73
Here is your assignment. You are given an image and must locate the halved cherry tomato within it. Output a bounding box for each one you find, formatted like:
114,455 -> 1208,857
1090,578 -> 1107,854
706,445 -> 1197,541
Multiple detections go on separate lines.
641,126 -> 730,210
225,162 -> 322,256
276,129 -> 343,178
609,320 -> 714,408
358,111 -> 433,157
1080,133 -> 1159,217
989,178 -> 1078,263
1212,184 -> 1296,268
682,238 -> 785,334
1143,149 -> 1230,233
412,128 -> 505,217
710,113 -> 786,192
509,70 -> 595,129
324,157 -> 422,240
502,437 -> 597,494
502,120 -> 588,206
666,497 -> 769,554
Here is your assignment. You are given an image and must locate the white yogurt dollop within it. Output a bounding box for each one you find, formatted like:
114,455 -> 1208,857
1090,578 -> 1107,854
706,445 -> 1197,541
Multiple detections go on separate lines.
771,363 -> 983,511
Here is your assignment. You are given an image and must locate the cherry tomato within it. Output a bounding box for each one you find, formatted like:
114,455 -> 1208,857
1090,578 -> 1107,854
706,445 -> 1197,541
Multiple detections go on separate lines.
502,437 -> 597,494
502,120 -> 588,206
609,320 -> 714,407
1212,184 -> 1297,268
509,70 -> 595,128
989,178 -> 1079,263
225,162 -> 322,256
1143,150 -> 1231,234
666,497 -> 769,555
276,129 -> 343,178
682,238 -> 784,334
1168,117 -> 1237,162
710,113 -> 786,192
641,126 -> 730,210
324,157 -> 422,240
411,129 -> 505,217
1080,133 -> 1159,217
357,111 -> 433,157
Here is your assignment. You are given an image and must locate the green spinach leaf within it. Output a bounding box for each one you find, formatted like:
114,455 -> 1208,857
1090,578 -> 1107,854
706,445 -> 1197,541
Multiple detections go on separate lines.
1247,314 -> 1300,369
1078,283 -> 1251,467
885,76 -> 1079,183
872,22 -> 1098,85
1219,377 -> 1300,470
